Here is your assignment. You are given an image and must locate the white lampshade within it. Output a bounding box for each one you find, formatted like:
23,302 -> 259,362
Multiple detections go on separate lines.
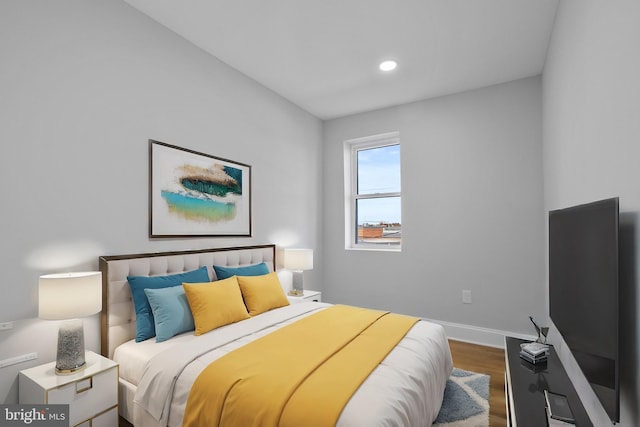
39,272 -> 102,319
284,249 -> 313,271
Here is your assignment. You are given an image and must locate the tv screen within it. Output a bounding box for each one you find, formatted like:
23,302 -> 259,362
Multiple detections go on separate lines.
549,197 -> 619,423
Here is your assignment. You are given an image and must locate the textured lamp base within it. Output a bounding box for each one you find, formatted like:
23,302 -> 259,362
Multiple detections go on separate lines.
55,319 -> 87,375
291,270 -> 304,294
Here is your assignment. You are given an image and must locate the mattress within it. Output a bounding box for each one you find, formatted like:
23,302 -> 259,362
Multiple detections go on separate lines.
114,302 -> 453,427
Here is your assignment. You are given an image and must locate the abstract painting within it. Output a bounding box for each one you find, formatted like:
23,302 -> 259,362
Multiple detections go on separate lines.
149,140 -> 251,237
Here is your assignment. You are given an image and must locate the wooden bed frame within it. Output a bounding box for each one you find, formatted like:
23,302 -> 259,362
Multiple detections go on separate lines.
98,244 -> 276,359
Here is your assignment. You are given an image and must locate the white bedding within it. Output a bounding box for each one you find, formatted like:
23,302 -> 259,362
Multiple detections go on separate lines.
114,302 -> 453,427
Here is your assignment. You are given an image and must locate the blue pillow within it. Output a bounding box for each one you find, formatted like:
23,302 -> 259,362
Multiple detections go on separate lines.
144,286 -> 195,342
213,262 -> 269,280
127,266 -> 209,342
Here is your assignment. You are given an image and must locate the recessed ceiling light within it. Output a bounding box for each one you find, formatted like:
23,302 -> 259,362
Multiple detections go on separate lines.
379,60 -> 397,72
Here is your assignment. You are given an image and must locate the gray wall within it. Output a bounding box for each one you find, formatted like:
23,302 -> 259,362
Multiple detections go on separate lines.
543,1 -> 640,425
0,0 -> 322,402
4,1 -> 637,425
323,77 -> 545,338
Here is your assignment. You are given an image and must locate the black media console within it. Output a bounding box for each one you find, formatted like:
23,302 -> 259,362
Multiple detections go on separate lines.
504,336 -> 593,426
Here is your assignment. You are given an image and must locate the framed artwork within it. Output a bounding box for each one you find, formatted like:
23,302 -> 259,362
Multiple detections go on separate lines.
149,140 -> 252,237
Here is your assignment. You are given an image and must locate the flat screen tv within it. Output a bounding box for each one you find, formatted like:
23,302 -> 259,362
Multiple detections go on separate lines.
549,197 -> 619,423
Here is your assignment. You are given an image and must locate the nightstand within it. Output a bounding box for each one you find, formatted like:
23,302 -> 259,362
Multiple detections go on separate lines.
19,351 -> 118,427
287,290 -> 322,303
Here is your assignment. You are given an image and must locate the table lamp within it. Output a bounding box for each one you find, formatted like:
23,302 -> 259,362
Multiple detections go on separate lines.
284,249 -> 313,296
39,271 -> 102,375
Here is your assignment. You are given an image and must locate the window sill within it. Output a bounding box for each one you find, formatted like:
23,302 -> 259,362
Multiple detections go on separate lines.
345,246 -> 401,252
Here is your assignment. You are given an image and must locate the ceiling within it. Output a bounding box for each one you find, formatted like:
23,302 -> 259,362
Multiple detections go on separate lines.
123,0 -> 559,120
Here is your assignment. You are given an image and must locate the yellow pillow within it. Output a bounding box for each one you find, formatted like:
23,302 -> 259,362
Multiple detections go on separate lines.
237,272 -> 290,316
183,276 -> 249,335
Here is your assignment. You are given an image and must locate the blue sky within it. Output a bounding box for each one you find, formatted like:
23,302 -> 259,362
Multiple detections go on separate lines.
357,144 -> 401,224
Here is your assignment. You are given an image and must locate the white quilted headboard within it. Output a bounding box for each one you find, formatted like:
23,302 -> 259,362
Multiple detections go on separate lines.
99,245 -> 276,358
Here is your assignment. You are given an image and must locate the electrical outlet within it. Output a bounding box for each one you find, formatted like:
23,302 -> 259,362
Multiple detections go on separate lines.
0,321 -> 13,331
462,290 -> 472,304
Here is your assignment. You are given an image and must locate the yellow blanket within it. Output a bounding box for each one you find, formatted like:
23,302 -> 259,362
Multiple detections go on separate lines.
182,305 -> 419,427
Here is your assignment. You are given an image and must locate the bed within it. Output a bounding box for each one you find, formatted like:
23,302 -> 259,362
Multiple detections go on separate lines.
100,244 -> 453,427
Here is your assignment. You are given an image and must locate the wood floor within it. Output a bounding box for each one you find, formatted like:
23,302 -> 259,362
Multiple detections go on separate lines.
449,339 -> 507,427
120,339 -> 507,427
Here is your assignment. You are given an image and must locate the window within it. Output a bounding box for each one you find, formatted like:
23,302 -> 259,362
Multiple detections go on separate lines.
344,132 -> 401,250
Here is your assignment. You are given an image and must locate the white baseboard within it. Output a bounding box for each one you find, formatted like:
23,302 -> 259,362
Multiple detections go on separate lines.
424,318 -> 537,348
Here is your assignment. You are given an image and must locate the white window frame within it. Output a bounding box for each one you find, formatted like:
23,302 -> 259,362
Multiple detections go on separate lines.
343,131 -> 401,251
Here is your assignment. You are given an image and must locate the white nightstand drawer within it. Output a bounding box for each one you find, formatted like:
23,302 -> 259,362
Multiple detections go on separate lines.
287,290 -> 322,303
47,366 -> 117,426
76,406 -> 118,427
20,352 -> 119,427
